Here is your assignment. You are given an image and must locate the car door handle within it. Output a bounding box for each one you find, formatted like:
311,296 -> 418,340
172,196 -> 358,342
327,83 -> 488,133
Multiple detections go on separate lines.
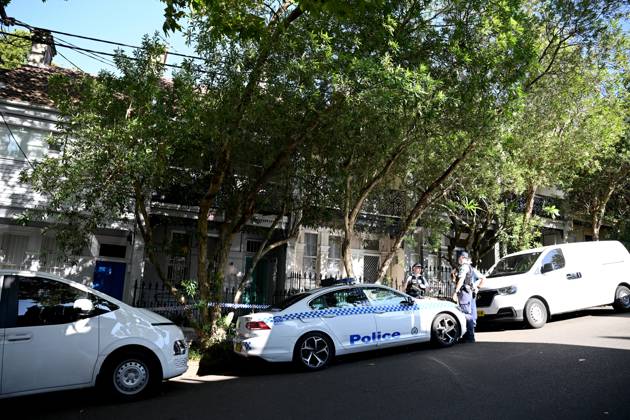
7,333 -> 33,342
321,314 -> 336,318
373,310 -> 385,314
566,272 -> 582,280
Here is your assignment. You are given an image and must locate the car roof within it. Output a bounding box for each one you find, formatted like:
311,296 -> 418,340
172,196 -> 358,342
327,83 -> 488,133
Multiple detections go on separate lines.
303,283 -> 398,297
502,240 -> 625,259
0,269 -> 128,307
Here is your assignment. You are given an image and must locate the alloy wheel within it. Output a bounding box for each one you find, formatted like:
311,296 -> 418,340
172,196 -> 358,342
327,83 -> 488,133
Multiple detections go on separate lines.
300,336 -> 330,369
434,315 -> 458,345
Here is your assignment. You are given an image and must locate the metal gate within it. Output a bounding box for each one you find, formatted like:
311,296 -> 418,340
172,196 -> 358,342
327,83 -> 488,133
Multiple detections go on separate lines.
363,255 -> 379,283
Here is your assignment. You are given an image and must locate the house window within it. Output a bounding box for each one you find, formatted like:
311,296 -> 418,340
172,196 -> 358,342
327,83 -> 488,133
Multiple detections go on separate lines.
0,126 -> 47,159
303,233 -> 318,273
327,236 -> 342,276
247,240 -> 262,253
99,244 -> 126,259
364,239 -> 379,251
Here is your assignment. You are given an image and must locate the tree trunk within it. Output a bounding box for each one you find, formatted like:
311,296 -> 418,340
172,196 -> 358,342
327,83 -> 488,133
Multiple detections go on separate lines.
204,225 -> 232,347
133,186 -> 181,300
592,185 -> 616,241
341,142 -> 408,278
196,199 -> 212,338
233,210 -> 299,304
342,173 -> 355,277
517,184 -> 537,249
376,139 -> 476,281
342,227 -> 355,278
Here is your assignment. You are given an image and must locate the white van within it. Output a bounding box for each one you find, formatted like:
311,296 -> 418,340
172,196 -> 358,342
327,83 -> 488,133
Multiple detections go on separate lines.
476,241 -> 630,328
0,270 -> 188,399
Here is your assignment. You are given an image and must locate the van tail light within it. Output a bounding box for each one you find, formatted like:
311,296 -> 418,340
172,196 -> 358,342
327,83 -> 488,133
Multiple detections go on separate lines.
245,321 -> 271,330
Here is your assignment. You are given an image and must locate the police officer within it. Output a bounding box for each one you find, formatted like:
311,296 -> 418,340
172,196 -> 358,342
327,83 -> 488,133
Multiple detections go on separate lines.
452,251 -> 484,342
404,263 -> 428,297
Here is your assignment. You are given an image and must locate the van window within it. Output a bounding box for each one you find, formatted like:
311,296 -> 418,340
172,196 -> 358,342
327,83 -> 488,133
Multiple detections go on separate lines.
15,277 -> 110,327
541,249 -> 565,271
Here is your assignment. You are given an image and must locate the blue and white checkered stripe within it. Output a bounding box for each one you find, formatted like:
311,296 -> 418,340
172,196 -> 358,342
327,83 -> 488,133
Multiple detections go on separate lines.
144,302 -> 271,312
267,304 -> 422,325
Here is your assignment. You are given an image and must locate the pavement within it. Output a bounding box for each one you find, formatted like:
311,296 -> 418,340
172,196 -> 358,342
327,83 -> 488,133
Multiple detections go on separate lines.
4,308 -> 630,420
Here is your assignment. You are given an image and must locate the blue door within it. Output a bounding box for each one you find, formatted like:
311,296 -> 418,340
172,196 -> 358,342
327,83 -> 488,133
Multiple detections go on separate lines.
93,261 -> 126,300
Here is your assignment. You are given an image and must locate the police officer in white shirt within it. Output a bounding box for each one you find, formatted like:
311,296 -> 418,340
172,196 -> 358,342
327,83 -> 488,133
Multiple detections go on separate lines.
405,263 -> 428,297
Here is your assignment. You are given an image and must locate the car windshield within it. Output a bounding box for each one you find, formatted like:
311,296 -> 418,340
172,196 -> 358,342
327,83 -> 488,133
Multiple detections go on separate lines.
488,252 -> 542,278
270,292 -> 311,311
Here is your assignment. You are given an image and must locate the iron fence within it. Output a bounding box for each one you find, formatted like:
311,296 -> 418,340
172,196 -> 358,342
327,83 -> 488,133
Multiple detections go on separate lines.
133,265 -> 460,326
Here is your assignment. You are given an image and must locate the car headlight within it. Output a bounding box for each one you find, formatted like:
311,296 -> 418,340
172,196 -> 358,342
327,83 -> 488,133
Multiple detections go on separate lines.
173,339 -> 187,356
497,286 -> 517,295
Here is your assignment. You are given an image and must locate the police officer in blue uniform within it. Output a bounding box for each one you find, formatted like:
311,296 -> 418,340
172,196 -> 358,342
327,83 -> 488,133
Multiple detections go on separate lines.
453,251 -> 484,342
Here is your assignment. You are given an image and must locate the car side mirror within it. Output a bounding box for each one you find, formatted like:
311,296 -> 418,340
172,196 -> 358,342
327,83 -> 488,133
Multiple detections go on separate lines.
401,297 -> 414,306
541,263 -> 554,274
74,298 -> 94,314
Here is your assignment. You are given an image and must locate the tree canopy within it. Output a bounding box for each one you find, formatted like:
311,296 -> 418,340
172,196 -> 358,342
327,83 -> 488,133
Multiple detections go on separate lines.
23,0 -> 630,344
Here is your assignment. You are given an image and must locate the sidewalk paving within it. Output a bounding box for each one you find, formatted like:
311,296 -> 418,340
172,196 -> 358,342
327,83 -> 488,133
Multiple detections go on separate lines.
172,360 -> 239,383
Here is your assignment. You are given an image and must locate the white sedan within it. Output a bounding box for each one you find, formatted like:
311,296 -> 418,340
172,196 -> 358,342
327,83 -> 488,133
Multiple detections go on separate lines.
234,283 -> 466,370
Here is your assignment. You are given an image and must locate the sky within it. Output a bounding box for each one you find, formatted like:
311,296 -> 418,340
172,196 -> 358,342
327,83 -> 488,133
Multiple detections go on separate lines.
5,0 -> 196,75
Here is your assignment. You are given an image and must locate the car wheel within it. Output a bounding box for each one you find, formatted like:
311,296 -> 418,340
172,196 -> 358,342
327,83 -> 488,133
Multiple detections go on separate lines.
100,350 -> 160,400
613,285 -> 630,312
431,313 -> 460,347
524,298 -> 547,328
295,332 -> 333,370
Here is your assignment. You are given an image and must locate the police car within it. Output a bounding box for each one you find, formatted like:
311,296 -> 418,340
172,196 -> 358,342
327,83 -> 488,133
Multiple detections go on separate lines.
233,282 -> 467,370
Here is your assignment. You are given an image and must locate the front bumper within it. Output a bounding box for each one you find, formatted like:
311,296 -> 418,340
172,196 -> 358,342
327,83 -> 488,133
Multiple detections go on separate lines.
476,307 -> 523,321
476,291 -> 524,322
164,354 -> 189,379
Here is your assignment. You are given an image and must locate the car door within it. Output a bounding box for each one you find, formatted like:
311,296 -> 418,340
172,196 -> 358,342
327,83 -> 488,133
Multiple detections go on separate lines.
363,286 -> 423,346
1,275 -> 100,395
539,248 -> 583,314
309,288 -> 377,352
0,274 -> 6,395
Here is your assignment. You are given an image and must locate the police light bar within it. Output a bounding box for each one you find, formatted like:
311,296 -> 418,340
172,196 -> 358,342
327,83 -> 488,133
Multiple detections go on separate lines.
320,277 -> 356,287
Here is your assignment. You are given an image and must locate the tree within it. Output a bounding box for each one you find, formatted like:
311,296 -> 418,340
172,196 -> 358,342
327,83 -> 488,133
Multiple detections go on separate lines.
0,29 -> 30,69
509,0 -> 627,248
25,37 -> 186,287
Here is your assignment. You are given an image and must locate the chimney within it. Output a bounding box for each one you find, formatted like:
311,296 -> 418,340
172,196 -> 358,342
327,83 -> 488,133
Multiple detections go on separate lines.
28,29 -> 56,66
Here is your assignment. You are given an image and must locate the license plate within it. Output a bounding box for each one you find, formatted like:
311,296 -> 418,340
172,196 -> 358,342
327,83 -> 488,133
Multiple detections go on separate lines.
234,342 -> 242,352
477,310 -> 485,317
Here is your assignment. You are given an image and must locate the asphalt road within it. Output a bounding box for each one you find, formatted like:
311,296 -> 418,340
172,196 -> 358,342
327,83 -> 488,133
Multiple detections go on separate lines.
6,308 -> 630,420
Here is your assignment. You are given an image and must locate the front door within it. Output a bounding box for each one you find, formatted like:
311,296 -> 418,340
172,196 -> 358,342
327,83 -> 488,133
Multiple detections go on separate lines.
243,257 -> 269,304
93,261 -> 126,300
363,286 -> 423,346
1,275 -> 100,395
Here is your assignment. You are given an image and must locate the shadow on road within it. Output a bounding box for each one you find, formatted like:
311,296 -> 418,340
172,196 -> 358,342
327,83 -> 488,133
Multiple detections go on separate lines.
5,338 -> 630,420
476,306 -> 624,332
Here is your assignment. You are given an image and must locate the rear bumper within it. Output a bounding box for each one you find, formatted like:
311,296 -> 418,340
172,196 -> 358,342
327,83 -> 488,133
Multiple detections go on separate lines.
233,335 -> 293,363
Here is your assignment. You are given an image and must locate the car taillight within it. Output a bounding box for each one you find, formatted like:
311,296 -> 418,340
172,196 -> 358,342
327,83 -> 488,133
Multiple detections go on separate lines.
246,321 -> 271,330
